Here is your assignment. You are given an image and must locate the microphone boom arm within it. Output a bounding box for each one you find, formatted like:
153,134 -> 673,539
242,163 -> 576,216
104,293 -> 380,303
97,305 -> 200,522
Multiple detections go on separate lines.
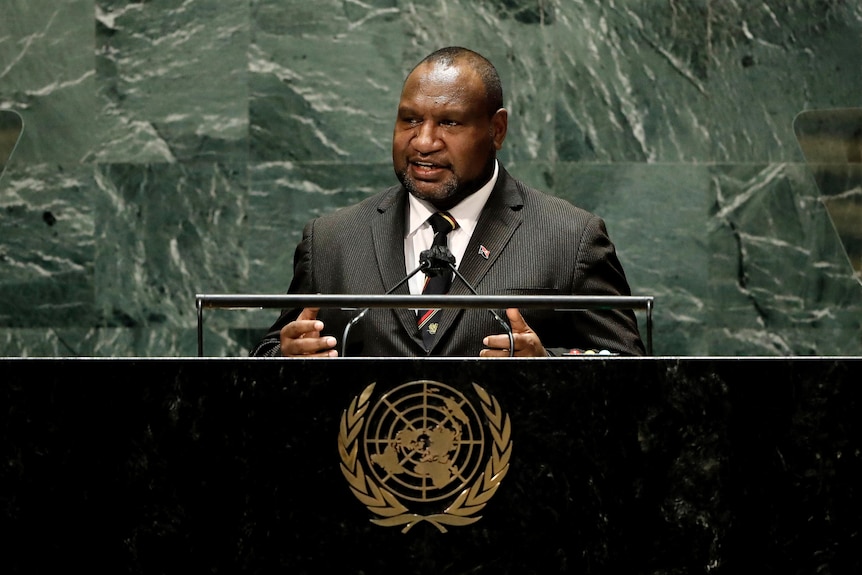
342,262 -> 427,356
448,263 -> 515,358
344,246 -> 514,357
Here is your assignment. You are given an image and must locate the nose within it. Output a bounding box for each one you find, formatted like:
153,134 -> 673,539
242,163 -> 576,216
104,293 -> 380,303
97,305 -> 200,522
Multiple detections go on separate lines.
413,121 -> 442,154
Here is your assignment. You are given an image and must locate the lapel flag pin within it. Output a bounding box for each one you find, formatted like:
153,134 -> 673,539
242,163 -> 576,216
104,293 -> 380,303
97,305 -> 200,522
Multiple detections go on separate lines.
478,245 -> 490,259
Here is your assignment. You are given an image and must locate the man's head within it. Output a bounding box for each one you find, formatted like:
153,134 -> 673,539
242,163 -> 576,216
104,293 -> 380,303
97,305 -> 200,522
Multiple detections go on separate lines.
392,47 -> 508,211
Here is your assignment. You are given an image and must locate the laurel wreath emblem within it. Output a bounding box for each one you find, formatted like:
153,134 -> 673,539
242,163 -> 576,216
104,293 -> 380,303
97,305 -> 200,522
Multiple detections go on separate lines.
337,381 -> 512,533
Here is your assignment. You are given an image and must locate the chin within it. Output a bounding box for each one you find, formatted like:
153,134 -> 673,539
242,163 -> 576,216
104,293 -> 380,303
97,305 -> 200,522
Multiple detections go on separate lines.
400,173 -> 459,203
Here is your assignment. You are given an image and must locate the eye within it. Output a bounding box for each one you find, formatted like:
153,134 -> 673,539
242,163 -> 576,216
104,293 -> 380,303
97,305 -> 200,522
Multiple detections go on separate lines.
440,119 -> 459,127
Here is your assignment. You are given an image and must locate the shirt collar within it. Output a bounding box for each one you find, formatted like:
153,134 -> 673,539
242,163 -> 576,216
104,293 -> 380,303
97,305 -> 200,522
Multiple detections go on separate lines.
406,160 -> 499,237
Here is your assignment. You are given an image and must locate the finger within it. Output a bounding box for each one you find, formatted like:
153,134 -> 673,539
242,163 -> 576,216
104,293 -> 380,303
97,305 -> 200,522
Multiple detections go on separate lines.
283,308 -> 323,339
505,307 -> 530,333
309,349 -> 339,358
296,307 -> 322,335
483,334 -> 512,350
479,347 -> 509,358
504,308 -> 546,357
297,307 -> 320,321
279,307 -> 338,356
282,333 -> 338,356
287,347 -> 338,358
282,319 -> 323,340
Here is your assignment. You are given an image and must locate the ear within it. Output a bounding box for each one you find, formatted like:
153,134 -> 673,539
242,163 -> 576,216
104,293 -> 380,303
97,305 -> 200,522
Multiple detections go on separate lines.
491,108 -> 508,150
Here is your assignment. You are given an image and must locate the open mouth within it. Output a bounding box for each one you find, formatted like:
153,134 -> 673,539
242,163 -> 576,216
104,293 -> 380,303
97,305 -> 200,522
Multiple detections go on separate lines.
410,160 -> 447,179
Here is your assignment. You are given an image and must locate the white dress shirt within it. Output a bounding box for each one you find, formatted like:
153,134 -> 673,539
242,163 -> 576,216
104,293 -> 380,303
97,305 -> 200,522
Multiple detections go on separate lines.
404,160 -> 499,295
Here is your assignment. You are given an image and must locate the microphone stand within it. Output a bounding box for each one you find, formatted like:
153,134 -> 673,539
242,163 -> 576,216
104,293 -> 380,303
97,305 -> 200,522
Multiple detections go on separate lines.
341,263 -> 426,356
342,245 -> 514,357
418,246 -> 514,356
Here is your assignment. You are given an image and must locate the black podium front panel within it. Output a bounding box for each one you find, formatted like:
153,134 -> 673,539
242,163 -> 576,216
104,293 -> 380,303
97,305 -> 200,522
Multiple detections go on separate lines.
2,357 -> 860,574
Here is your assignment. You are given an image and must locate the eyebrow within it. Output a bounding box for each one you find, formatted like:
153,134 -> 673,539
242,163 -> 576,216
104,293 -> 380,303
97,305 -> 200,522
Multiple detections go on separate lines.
397,102 -> 472,118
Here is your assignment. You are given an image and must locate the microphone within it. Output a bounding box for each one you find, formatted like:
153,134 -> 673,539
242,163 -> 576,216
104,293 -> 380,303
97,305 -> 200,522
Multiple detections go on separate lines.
418,245 -> 455,278
422,245 -> 514,357
342,246 -> 514,357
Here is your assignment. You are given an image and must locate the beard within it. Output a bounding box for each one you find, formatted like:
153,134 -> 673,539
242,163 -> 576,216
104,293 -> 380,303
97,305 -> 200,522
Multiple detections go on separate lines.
397,169 -> 460,205
396,155 -> 495,210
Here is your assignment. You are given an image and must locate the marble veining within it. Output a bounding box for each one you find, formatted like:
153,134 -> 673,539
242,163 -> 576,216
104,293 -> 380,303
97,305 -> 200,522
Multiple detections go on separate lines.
0,0 -> 860,357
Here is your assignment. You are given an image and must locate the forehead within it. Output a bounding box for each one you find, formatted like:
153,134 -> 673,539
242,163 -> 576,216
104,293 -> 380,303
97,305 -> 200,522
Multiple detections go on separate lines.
400,61 -> 484,111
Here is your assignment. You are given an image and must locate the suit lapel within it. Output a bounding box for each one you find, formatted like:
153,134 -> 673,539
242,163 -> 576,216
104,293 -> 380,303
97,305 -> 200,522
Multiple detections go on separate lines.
453,171 -> 523,294
432,168 -> 524,349
371,187 -> 426,348
372,187 -> 409,293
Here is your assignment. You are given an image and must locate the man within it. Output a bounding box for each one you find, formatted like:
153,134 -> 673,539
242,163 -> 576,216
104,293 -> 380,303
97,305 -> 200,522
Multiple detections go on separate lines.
250,46 -> 645,357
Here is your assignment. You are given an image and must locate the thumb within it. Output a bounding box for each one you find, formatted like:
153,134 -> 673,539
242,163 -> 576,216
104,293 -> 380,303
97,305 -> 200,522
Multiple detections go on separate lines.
505,308 -> 531,334
298,307 -> 320,321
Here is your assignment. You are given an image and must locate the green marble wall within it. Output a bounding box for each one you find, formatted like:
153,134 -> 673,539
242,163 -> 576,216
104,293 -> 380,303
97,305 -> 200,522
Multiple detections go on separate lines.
1,0 -> 860,357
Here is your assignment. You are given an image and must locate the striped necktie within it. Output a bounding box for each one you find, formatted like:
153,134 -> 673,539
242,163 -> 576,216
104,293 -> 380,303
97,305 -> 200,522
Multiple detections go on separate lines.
417,211 -> 457,349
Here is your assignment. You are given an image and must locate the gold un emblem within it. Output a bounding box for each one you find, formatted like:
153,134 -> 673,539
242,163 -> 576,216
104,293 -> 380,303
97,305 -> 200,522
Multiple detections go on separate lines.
338,380 -> 512,533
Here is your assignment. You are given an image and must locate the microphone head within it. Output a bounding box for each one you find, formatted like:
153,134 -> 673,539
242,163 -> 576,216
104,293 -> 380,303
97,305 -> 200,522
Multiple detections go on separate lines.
420,246 -> 456,277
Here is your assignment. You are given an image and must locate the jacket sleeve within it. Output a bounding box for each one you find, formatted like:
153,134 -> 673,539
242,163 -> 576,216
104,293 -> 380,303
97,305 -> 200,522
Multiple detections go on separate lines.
565,214 -> 645,355
248,220 -> 315,357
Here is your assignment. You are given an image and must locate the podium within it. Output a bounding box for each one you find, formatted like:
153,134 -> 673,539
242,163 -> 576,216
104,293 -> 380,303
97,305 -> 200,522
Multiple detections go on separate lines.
2,356 -> 861,573
194,293 -> 656,356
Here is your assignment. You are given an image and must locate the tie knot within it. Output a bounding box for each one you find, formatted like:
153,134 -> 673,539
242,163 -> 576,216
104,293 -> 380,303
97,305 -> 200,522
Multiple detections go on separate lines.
429,212 -> 457,235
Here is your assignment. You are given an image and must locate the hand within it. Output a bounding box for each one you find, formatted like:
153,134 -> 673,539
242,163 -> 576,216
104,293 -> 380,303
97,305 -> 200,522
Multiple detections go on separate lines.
479,308 -> 547,357
279,307 -> 338,357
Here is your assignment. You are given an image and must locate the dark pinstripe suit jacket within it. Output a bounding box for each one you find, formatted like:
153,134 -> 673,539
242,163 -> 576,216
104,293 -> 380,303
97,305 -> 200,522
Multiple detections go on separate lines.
250,167 -> 645,357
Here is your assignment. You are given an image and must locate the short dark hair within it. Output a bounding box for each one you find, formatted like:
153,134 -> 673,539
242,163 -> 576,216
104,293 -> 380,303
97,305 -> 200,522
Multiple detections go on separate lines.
412,46 -> 504,116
